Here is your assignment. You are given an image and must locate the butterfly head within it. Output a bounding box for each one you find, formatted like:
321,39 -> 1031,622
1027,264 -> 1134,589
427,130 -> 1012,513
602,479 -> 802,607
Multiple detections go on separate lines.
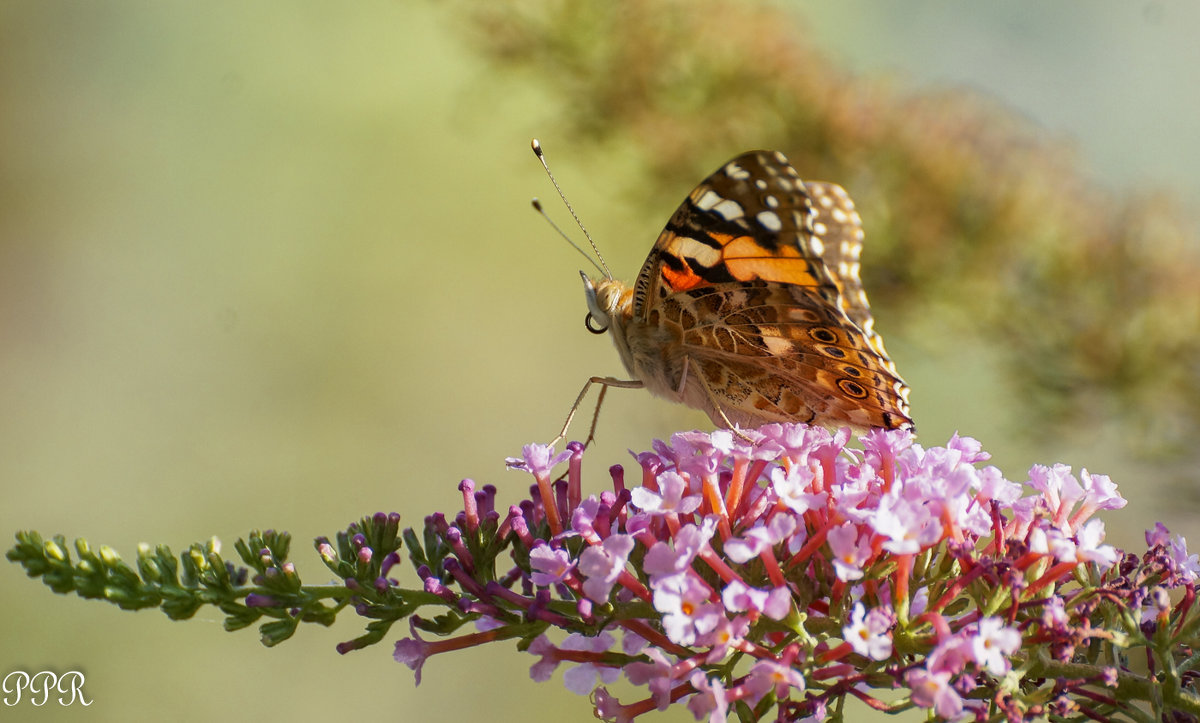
580,271 -> 632,335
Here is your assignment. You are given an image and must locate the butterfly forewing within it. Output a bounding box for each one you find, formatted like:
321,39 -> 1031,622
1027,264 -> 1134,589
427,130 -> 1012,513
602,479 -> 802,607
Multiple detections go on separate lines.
599,149 -> 913,432
633,151 -> 839,314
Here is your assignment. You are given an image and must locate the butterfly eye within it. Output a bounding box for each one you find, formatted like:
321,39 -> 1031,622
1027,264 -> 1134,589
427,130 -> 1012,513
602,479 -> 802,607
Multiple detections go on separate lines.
585,313 -> 609,334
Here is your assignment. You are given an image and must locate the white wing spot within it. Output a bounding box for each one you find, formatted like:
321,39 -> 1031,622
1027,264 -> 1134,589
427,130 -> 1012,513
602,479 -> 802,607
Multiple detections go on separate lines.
813,221 -> 828,236
785,306 -> 820,323
763,335 -> 794,355
831,207 -> 848,223
754,179 -> 768,190
777,178 -> 794,192
764,195 -> 779,208
810,237 -> 825,255
818,195 -> 834,209
756,210 -> 782,232
714,198 -> 745,220
724,162 -> 750,181
694,189 -> 723,211
668,236 -> 722,267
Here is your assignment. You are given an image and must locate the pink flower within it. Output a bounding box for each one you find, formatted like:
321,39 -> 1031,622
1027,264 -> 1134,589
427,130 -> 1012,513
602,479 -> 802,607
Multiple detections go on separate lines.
653,574 -> 722,646
1147,522 -> 1172,547
1074,518 -> 1119,568
761,587 -> 792,620
700,615 -> 750,663
393,623 -> 433,685
560,632 -> 619,694
1041,519 -> 1117,568
1077,469 -> 1126,513
906,667 -> 963,721
971,617 -> 1021,676
724,514 -> 797,563
643,517 -> 717,584
927,635 -> 973,676
527,634 -> 560,682
570,496 -> 604,536
770,464 -> 827,515
529,542 -> 574,586
974,465 -> 1023,505
592,688 -> 634,723
743,658 -> 806,705
945,433 -> 990,464
1170,536 -> 1200,583
686,671 -> 729,723
871,497 -> 943,555
578,533 -> 635,602
828,522 -> 872,582
860,427 -> 915,465
757,422 -> 831,460
1028,463 -> 1086,529
1041,595 -> 1069,630
505,443 -> 571,478
624,646 -> 676,710
630,469 -> 702,516
844,602 -> 893,661
721,580 -> 791,620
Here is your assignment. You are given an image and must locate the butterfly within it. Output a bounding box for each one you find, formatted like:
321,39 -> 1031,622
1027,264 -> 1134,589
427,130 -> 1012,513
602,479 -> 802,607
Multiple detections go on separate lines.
535,142 -> 913,443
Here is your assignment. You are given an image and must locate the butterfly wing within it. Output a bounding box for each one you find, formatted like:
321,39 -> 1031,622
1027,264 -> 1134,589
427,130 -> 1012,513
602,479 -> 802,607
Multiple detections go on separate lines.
672,280 -> 912,430
627,151 -> 912,430
631,151 -> 841,316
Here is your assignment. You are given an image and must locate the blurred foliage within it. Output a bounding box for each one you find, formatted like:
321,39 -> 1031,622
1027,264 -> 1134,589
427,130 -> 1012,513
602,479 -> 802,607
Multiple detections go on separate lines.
459,0 -> 1200,460
6,517 -> 415,650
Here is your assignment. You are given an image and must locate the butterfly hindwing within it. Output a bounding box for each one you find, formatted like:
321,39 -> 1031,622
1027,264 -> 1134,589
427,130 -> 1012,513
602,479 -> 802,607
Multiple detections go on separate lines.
653,280 -> 912,429
802,180 -> 907,398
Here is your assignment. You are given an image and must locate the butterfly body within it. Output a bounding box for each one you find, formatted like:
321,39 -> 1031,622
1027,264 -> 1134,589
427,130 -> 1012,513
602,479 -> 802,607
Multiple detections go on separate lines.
581,150 -> 913,432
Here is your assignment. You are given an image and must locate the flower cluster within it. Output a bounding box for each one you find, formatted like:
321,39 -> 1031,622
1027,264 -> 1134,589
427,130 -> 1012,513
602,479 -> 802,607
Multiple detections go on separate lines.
389,425 -> 1200,721
9,424 -> 1199,720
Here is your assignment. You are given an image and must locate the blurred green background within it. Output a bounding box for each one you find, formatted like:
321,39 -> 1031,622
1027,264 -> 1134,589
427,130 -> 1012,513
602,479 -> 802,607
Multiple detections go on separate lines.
2,2 -> 1197,721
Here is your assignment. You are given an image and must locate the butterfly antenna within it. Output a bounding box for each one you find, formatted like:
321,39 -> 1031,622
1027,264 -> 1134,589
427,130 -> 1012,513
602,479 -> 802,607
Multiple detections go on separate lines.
531,198 -> 607,277
531,138 -> 612,279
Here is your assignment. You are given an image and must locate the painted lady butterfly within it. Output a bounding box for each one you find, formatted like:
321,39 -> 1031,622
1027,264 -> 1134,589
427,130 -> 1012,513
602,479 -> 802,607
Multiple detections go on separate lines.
534,142 -> 913,443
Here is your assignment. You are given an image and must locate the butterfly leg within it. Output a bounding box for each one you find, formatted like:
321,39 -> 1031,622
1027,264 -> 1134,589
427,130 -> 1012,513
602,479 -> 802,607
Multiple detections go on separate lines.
550,376 -> 645,449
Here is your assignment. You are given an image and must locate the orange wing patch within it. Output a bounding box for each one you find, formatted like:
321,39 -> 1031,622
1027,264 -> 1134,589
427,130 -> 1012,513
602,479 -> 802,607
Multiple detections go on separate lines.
722,235 -> 822,286
660,230 -> 824,293
660,258 -> 705,292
